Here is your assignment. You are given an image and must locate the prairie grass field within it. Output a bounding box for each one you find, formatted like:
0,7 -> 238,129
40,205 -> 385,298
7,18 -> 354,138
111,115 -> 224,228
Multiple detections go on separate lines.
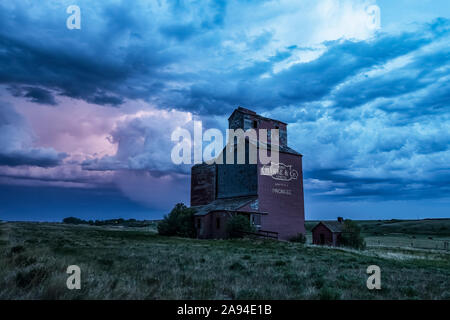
0,221 -> 449,300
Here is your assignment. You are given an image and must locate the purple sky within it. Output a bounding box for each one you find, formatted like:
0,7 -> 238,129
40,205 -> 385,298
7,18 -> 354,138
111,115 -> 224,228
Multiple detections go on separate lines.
0,0 -> 449,221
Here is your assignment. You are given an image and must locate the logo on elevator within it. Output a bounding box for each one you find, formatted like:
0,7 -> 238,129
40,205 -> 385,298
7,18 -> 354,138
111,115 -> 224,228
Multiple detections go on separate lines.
260,163 -> 298,181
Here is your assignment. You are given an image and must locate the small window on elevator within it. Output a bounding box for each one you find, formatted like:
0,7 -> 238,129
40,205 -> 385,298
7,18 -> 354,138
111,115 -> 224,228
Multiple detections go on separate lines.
251,214 -> 261,227
216,217 -> 221,229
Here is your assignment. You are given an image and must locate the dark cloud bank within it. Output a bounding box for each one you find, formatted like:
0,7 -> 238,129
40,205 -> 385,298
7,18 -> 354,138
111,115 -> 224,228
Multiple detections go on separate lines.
0,1 -> 448,216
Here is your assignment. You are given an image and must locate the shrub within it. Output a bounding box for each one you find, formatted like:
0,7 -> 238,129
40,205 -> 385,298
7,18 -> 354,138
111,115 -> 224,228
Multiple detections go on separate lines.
226,215 -> 255,239
157,203 -> 196,238
274,260 -> 287,266
62,217 -> 88,225
97,258 -> 114,268
13,254 -> 37,267
15,267 -> 49,288
318,287 -> 341,300
340,220 -> 366,250
10,245 -> 25,255
229,261 -> 246,271
289,233 -> 307,244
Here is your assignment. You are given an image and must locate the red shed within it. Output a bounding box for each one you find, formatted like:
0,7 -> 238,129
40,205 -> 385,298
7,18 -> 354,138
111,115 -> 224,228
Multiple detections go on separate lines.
312,218 -> 344,246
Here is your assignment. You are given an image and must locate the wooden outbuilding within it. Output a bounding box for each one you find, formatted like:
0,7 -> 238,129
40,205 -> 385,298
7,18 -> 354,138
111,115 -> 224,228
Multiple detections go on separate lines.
312,218 -> 344,246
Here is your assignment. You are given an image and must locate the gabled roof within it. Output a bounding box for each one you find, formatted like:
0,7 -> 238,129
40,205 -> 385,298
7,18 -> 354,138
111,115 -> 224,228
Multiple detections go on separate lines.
229,107 -> 257,117
274,144 -> 302,156
228,107 -> 287,125
312,221 -> 344,233
224,137 -> 302,157
192,196 -> 258,216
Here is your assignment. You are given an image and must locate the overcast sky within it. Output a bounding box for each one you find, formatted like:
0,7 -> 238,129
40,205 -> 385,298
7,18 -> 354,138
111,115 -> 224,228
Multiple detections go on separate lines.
0,0 -> 449,221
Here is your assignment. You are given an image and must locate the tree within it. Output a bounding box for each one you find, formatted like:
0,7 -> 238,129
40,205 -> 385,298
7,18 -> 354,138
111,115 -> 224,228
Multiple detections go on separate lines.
340,220 -> 366,250
289,233 -> 307,244
63,217 -> 87,225
157,203 -> 197,238
226,215 -> 255,239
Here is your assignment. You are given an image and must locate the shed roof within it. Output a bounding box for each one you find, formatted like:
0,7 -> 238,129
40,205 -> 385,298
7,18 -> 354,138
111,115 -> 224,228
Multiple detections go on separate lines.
192,196 -> 258,216
312,221 -> 344,233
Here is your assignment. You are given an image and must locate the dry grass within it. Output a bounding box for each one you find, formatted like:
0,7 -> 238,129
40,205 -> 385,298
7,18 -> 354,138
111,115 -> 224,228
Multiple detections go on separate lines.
0,222 -> 449,300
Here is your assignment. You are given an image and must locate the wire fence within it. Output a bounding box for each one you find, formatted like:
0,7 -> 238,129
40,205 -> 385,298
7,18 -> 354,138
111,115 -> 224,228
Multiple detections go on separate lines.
365,235 -> 450,251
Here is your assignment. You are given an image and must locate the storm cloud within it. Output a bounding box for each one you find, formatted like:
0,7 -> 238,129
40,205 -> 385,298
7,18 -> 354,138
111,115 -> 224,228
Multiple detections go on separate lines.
0,102 -> 67,167
0,0 -> 449,219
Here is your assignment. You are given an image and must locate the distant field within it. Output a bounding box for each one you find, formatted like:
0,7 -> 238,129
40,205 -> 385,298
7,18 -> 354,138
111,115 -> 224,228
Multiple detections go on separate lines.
305,219 -> 450,236
0,222 -> 449,300
358,219 -> 450,236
